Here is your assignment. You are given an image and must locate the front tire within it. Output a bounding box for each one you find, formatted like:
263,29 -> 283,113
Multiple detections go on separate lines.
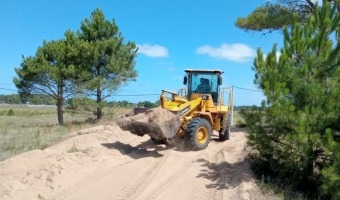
185,118 -> 212,150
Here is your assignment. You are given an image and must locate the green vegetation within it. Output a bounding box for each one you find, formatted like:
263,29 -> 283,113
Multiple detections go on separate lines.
0,97 -> 159,161
230,110 -> 245,128
14,9 -> 138,125
0,94 -> 55,105
76,9 -> 138,120
14,37 -> 77,125
235,0 -> 339,32
241,3 -> 340,199
0,94 -> 22,104
67,142 -> 81,153
7,109 -> 14,116
37,194 -> 46,200
137,100 -> 159,108
236,3 -> 295,32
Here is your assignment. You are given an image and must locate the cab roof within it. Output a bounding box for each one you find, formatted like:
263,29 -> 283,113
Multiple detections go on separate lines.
184,69 -> 224,74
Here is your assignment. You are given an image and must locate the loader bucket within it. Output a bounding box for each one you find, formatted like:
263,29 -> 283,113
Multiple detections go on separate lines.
115,107 -> 181,140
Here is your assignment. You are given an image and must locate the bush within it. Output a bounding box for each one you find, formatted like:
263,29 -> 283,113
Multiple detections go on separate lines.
243,3 -> 340,199
7,109 -> 14,116
235,119 -> 247,128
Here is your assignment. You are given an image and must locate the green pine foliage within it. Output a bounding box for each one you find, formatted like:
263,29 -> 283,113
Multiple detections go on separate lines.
76,9 -> 138,120
14,38 -> 77,125
235,0 -> 340,32
13,9 -> 138,123
235,3 -> 295,31
242,2 -> 340,199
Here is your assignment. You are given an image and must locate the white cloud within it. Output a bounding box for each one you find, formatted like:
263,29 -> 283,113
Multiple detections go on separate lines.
276,52 -> 281,60
137,43 -> 169,58
263,51 -> 281,61
196,43 -> 256,62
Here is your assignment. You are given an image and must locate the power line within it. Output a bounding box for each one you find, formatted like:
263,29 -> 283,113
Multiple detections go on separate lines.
0,86 -> 263,96
0,83 -> 15,86
232,86 -> 262,93
112,94 -> 159,96
0,87 -> 18,92
0,87 -> 160,96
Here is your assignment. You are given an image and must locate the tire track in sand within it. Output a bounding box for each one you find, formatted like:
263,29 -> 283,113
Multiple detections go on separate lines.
138,142 -> 231,200
54,157 -> 134,200
54,134 -> 151,199
111,151 -> 171,200
141,151 -> 209,200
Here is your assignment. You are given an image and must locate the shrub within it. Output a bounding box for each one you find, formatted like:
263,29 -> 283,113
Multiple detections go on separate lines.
7,109 -> 14,116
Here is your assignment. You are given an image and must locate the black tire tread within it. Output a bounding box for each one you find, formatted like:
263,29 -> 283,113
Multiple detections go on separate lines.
219,114 -> 231,141
185,118 -> 212,150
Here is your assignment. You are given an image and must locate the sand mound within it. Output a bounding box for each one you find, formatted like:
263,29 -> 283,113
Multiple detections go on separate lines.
0,124 -> 280,200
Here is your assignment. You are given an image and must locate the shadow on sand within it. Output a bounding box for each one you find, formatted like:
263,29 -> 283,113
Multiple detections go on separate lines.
196,157 -> 253,190
101,139 -> 168,159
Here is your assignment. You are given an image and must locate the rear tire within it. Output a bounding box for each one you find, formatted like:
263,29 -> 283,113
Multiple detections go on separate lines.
219,114 -> 231,141
185,118 -> 212,150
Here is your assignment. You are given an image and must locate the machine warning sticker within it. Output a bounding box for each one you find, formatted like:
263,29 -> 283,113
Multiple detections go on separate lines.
179,106 -> 190,116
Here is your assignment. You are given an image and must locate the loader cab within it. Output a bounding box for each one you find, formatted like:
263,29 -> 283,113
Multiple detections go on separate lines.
183,69 -> 223,103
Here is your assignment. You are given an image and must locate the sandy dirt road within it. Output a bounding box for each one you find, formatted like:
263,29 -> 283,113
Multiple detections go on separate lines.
0,125 -> 271,200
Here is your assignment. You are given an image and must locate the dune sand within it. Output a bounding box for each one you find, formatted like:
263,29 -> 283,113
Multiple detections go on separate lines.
0,124 -> 276,200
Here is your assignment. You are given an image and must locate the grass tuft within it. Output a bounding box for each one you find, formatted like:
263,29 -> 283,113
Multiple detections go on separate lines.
7,109 -> 14,116
67,142 -> 80,153
37,193 -> 46,200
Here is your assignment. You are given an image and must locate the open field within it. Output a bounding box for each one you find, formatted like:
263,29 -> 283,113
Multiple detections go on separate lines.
0,104 -> 131,161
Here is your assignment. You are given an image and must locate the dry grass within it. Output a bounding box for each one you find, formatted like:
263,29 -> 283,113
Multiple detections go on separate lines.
0,105 -> 131,161
0,106 -> 244,161
232,110 -> 247,127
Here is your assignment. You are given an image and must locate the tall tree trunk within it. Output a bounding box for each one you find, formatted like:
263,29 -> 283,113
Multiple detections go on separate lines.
57,84 -> 64,125
96,86 -> 102,120
96,65 -> 102,120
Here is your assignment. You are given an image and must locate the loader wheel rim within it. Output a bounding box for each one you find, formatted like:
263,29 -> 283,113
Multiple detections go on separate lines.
197,127 -> 208,144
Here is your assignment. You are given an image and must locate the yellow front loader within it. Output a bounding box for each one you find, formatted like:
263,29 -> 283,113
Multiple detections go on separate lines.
117,69 -> 233,150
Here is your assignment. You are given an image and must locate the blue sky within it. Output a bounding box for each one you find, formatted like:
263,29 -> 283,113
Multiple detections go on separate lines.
0,0 -> 283,106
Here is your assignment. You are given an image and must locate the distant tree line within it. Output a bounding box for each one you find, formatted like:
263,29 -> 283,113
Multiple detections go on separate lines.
0,94 -> 160,109
0,94 -> 54,105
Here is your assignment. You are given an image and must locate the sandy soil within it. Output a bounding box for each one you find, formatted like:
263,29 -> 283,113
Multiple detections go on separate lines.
0,125 -> 275,200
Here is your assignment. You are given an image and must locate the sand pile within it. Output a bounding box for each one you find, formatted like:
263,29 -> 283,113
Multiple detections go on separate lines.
0,123 -> 279,200
116,107 -> 180,140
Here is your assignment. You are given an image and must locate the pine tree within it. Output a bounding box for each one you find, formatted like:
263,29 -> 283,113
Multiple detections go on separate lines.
14,36 -> 78,125
76,9 -> 138,120
236,0 -> 340,32
242,2 -> 340,198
